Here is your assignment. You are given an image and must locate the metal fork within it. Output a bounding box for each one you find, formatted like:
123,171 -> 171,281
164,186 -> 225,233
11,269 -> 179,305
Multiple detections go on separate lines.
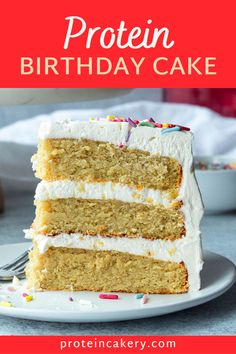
0,249 -> 29,281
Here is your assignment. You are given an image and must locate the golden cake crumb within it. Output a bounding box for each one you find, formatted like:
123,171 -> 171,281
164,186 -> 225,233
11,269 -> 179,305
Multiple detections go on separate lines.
33,198 -> 185,240
26,246 -> 188,294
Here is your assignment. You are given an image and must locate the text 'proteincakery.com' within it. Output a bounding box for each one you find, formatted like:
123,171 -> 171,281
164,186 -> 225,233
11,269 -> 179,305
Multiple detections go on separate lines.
60,338 -> 176,351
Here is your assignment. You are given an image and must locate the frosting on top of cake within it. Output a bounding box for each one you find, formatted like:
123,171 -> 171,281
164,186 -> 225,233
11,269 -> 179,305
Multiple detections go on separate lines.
38,117 -> 193,166
38,117 -> 191,147
39,119 -> 130,145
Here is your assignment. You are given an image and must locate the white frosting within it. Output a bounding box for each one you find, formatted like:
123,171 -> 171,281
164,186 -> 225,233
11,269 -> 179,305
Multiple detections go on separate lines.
35,180 -> 171,207
34,120 -> 204,292
38,120 -> 130,145
25,229 -> 203,292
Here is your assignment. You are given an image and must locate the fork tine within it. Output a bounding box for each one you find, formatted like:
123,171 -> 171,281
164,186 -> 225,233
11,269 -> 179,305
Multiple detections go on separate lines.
14,265 -> 28,273
10,259 -> 28,272
12,259 -> 28,271
0,250 -> 29,270
10,255 -> 29,271
0,269 -> 26,281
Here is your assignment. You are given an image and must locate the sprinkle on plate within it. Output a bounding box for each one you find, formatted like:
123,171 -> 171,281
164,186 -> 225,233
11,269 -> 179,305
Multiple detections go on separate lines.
99,293 -> 119,300
140,294 -> 148,304
0,301 -> 12,307
7,286 -> 16,292
24,295 -> 33,302
22,292 -> 29,297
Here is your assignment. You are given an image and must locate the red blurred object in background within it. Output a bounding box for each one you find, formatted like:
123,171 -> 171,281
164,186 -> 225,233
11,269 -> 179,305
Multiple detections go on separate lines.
164,89 -> 236,117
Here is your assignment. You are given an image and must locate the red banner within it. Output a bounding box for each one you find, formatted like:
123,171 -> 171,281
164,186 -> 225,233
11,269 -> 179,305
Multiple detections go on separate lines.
0,0 -> 235,87
0,336 -> 235,354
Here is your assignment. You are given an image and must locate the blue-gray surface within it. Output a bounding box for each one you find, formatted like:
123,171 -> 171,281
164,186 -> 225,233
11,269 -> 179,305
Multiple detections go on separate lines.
0,190 -> 235,335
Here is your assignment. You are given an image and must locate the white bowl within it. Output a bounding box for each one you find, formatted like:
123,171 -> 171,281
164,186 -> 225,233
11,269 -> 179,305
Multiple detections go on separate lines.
195,156 -> 236,213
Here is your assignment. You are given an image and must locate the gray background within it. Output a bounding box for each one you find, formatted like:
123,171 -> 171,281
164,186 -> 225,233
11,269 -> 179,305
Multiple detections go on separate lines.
0,89 -> 235,335
0,89 -> 162,128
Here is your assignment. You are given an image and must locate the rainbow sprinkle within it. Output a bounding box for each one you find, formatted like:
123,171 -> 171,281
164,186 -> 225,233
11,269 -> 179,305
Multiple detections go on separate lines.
138,121 -> 155,128
106,115 -> 126,122
161,126 -> 181,134
89,116 -> 190,133
162,123 -> 169,128
148,118 -> 156,123
135,293 -> 144,299
107,115 -> 115,120
127,117 -> 137,127
140,294 -> 148,304
24,295 -> 33,302
176,124 -> 190,131
99,293 -> 119,300
7,286 -> 16,292
22,292 -> 29,297
69,296 -> 74,302
0,301 -> 12,307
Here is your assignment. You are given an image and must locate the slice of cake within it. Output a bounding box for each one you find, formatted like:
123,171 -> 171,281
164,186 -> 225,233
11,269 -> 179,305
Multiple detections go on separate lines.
25,117 -> 203,294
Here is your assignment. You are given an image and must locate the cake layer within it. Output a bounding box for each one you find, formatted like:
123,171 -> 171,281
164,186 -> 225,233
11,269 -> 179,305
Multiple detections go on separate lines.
26,246 -> 188,294
25,228 -> 203,292
33,138 -> 182,193
33,198 -> 185,240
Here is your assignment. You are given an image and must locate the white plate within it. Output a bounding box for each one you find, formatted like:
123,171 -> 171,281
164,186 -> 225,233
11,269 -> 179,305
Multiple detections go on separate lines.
0,243 -> 235,323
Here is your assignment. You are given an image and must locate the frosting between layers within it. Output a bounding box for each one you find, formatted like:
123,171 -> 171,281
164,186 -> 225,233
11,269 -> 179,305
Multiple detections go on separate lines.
25,229 -> 203,292
35,180 -> 172,207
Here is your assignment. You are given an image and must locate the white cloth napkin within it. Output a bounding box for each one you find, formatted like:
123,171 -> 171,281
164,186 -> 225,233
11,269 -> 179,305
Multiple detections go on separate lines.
0,101 -> 236,185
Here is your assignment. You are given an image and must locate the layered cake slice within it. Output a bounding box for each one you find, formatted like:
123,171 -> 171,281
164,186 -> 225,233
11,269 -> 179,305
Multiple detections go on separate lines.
25,117 -> 203,293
